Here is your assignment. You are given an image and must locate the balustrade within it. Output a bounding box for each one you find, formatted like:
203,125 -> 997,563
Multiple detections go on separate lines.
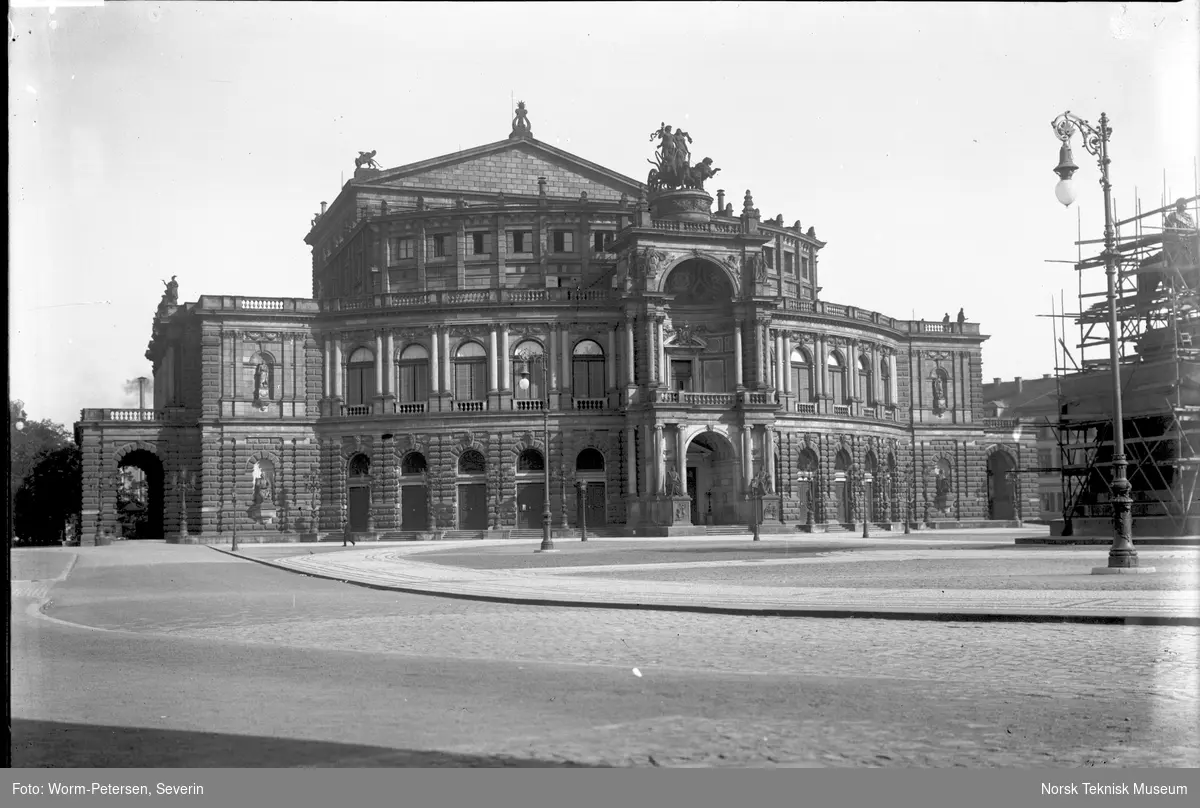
456,401 -> 485,413
514,399 -> 545,411
833,404 -> 851,416
573,398 -> 606,410
394,402 -> 427,414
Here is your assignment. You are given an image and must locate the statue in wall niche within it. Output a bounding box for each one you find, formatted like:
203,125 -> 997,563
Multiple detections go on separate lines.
253,363 -> 271,409
931,375 -> 947,413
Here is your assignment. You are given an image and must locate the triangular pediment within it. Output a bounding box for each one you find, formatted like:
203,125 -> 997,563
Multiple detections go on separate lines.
356,137 -> 643,202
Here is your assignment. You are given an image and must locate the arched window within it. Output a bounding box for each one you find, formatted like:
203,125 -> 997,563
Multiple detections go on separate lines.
346,347 -> 375,406
397,344 -> 429,404
517,449 -> 544,472
348,454 -> 371,477
572,340 -> 605,399
790,348 -> 811,402
512,340 -> 545,401
401,452 -> 427,475
453,342 -> 487,402
458,450 -> 486,475
575,448 -> 605,471
827,351 -> 847,404
880,358 -> 892,406
858,356 -> 872,404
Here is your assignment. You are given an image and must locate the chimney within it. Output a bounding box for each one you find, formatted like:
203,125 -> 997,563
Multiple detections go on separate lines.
1015,377 -> 1023,392
992,377 -> 1001,385
1043,373 -> 1051,379
320,201 -> 327,215
537,177 -> 548,197
716,189 -> 726,213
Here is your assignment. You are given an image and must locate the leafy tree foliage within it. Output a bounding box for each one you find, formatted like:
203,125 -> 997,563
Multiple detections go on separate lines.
10,400 -> 78,545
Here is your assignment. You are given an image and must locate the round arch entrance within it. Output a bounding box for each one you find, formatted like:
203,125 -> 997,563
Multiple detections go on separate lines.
116,449 -> 165,540
684,431 -> 740,525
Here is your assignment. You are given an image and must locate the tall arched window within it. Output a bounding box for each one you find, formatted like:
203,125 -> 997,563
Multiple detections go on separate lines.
880,358 -> 892,406
790,348 -> 811,402
572,340 -> 605,399
512,340 -> 545,401
827,351 -> 846,404
346,347 -> 375,406
453,342 -> 487,402
857,355 -> 872,404
396,344 -> 429,404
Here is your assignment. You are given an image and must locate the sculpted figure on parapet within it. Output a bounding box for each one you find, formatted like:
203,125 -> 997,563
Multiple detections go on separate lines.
510,101 -> 532,138
355,150 -> 380,170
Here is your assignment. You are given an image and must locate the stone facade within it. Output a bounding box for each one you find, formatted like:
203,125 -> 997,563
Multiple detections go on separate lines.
74,112 -> 1008,544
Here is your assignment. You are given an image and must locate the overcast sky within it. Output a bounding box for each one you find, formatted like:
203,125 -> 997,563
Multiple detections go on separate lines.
9,1 -> 1199,428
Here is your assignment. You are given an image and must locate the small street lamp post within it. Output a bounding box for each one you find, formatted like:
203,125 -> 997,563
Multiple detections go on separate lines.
231,489 -> 239,552
575,479 -> 588,541
748,473 -> 764,541
517,352 -> 556,553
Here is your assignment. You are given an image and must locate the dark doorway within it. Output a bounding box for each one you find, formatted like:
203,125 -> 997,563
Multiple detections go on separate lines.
117,451 -> 165,540
401,485 -> 428,530
584,482 -> 606,527
458,484 -> 487,529
988,452 -> 1016,520
348,487 -> 370,531
517,483 -> 544,529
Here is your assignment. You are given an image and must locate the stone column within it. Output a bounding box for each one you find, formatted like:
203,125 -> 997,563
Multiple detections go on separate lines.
815,336 -> 826,399
625,428 -> 637,496
765,426 -> 775,486
548,326 -> 559,391
645,316 -> 657,385
782,332 -> 793,395
323,337 -> 331,398
332,338 -> 343,399
607,327 -> 617,391
654,424 -> 664,495
430,326 -> 440,392
624,317 -> 636,385
677,427 -> 688,495
385,333 -> 395,398
871,344 -> 881,404
775,331 -> 785,391
488,327 -> 499,393
374,333 -> 384,402
889,354 -> 898,406
500,327 -> 511,391
741,425 -> 752,486
848,343 -> 858,403
442,329 -> 451,396
656,317 -> 666,387
560,324 -> 571,396
734,320 -> 744,388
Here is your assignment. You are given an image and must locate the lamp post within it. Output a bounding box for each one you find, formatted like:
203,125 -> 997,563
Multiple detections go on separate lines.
1051,111 -> 1146,572
575,479 -> 588,541
861,471 -> 871,538
518,352 -> 556,553
748,473 -> 763,541
231,488 -> 239,552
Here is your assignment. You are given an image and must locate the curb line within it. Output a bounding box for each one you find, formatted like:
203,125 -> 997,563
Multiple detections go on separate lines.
207,546 -> 1200,628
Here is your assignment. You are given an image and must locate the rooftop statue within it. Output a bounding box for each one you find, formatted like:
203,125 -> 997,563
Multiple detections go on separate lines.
161,275 -> 178,306
647,122 -> 720,192
355,150 -> 381,170
510,101 -> 532,138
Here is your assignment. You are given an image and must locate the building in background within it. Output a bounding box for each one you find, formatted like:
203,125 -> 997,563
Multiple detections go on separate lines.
74,105 -> 1023,544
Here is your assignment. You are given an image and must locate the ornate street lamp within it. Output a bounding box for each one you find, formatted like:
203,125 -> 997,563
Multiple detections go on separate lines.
748,472 -> 764,541
1050,111 -> 1149,572
231,488 -> 239,552
861,470 -> 872,538
518,355 -> 556,553
575,479 -> 588,541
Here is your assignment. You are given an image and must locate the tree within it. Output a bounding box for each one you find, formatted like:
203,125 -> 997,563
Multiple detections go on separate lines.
14,446 -> 82,545
10,400 -> 76,544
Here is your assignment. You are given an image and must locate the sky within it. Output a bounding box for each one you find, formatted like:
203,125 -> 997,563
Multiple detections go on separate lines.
9,1 -> 1199,429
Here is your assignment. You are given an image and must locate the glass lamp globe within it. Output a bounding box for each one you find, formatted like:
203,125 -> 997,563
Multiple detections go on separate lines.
518,374 -> 530,391
1054,178 -> 1077,207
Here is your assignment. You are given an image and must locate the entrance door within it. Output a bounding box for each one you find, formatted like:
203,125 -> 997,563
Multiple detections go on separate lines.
585,482 -> 606,527
517,483 -> 544,529
834,478 -> 848,524
402,485 -> 428,530
348,487 -> 370,531
458,484 -> 487,530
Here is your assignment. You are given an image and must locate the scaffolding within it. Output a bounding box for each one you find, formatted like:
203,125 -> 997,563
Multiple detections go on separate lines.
1047,184 -> 1200,536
